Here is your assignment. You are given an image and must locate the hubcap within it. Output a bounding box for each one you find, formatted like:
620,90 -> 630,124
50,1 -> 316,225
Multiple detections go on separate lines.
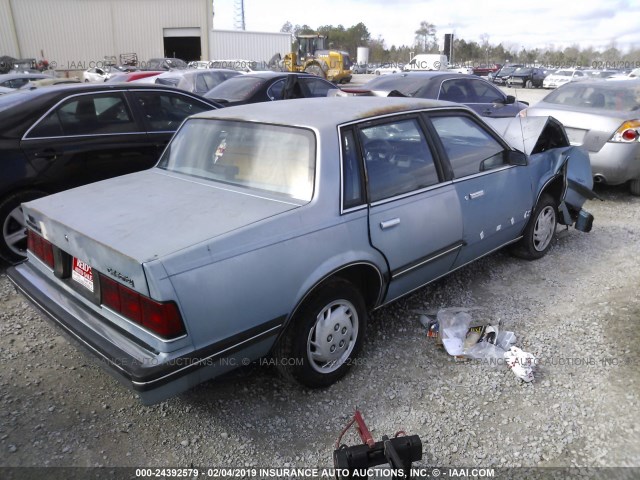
3,205 -> 28,257
307,299 -> 358,374
533,206 -> 556,252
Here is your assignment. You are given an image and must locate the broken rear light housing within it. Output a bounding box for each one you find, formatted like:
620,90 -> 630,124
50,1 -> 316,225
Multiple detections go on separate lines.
99,274 -> 186,339
27,229 -> 54,269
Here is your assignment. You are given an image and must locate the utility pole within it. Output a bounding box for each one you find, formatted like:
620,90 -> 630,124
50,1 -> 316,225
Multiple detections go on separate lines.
234,0 -> 245,30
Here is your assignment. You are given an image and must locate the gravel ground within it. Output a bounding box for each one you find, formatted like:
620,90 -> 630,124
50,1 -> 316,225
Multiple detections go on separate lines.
1,185 -> 639,477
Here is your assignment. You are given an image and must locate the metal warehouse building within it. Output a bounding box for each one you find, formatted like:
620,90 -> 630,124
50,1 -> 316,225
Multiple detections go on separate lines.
0,0 -> 291,70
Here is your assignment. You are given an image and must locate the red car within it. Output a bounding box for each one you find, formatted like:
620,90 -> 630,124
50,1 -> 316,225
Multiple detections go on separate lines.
106,71 -> 164,83
473,64 -> 502,76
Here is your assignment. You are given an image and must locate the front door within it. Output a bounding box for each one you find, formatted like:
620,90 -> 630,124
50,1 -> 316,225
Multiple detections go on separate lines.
428,113 -> 534,267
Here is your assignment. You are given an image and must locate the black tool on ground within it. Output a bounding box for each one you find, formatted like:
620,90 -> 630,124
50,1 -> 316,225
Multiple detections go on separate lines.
333,410 -> 422,479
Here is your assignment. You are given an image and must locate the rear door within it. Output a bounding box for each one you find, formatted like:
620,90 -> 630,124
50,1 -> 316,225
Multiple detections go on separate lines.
351,115 -> 464,302
20,91 -> 156,190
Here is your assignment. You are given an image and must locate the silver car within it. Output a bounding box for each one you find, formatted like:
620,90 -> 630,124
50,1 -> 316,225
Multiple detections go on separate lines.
523,79 -> 640,195
8,97 -> 596,404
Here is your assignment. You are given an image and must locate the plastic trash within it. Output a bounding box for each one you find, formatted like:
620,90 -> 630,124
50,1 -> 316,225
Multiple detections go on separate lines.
437,309 -> 474,356
504,346 -> 536,382
465,342 -> 506,367
495,331 -> 517,350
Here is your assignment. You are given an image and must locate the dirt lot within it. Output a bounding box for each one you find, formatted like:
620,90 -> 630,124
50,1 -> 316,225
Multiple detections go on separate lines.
1,87 -> 639,478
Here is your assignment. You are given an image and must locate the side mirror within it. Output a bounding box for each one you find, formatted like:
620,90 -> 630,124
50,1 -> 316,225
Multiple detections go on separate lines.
504,95 -> 516,104
505,150 -> 527,166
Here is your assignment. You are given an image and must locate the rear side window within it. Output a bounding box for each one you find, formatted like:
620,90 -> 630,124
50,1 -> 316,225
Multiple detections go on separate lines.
359,118 -> 439,202
27,93 -> 137,138
341,129 -> 365,209
300,78 -> 334,97
431,115 -> 505,178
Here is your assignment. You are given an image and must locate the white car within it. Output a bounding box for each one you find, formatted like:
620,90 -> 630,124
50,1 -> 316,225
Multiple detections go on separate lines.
448,66 -> 474,75
187,61 -> 211,70
82,67 -> 110,83
374,64 -> 403,75
542,69 -> 587,89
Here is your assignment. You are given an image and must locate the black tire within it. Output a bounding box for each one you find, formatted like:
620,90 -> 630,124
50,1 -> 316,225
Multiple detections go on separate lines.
304,64 -> 325,78
525,79 -> 533,89
630,179 -> 640,196
0,190 -> 47,263
273,278 -> 367,388
510,194 -> 558,260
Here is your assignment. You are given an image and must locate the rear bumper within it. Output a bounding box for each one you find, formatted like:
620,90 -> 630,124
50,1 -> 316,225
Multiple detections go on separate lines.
589,142 -> 640,185
7,261 -> 281,404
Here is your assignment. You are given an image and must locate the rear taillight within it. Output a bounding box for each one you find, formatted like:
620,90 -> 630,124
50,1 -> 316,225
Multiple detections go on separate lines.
27,230 -> 54,269
611,120 -> 640,143
99,274 -> 185,339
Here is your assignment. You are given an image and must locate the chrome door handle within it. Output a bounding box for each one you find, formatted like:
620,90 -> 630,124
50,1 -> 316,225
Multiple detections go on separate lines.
468,190 -> 485,200
380,218 -> 400,229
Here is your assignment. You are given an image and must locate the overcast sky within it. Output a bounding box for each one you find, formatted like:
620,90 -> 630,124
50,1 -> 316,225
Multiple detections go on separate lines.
212,0 -> 640,53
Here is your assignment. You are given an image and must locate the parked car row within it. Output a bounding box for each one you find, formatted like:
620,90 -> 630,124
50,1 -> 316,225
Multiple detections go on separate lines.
334,71 -> 528,118
0,84 -> 221,262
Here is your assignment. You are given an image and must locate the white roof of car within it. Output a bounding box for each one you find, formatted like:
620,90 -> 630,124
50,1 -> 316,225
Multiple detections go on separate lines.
192,96 -> 460,128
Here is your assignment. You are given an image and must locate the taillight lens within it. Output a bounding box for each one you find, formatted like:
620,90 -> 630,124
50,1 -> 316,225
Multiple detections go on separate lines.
611,120 -> 640,143
27,230 -> 54,269
99,274 -> 185,339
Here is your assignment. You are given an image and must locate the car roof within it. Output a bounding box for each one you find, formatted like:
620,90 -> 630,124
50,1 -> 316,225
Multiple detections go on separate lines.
191,96 -> 462,128
1,82 -> 221,102
242,71 -> 321,79
0,73 -> 52,80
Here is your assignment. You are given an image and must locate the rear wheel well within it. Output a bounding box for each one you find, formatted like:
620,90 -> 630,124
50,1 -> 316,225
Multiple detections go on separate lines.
332,264 -> 383,311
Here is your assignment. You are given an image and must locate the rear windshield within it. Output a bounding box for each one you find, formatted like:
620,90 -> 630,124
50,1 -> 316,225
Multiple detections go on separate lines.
204,76 -> 264,102
543,82 -> 640,112
363,75 -> 427,96
157,119 -> 316,201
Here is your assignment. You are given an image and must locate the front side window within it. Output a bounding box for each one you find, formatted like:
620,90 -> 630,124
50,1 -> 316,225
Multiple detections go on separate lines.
27,93 -> 136,138
430,115 -> 505,178
157,119 -> 316,201
468,79 -> 505,103
359,118 -> 439,202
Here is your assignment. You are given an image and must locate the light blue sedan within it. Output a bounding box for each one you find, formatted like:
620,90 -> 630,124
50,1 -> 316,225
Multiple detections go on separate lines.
8,97 -> 596,404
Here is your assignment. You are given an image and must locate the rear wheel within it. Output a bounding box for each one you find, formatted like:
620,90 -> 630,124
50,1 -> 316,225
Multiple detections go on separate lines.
510,194 -> 557,260
525,79 -> 533,88
0,190 -> 48,263
273,278 -> 367,388
630,179 -> 640,196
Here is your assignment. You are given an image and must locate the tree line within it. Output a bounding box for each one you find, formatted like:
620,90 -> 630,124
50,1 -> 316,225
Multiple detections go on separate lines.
280,20 -> 640,68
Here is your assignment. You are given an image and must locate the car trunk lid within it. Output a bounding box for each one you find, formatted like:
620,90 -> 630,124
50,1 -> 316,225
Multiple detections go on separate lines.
22,169 -> 301,296
525,105 -> 631,152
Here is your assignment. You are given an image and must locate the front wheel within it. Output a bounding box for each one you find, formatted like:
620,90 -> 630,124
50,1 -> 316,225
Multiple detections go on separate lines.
630,179 -> 640,196
525,79 -> 533,88
510,194 -> 558,260
273,278 -> 367,388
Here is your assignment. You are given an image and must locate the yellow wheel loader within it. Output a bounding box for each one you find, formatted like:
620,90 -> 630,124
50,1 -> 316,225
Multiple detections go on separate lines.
280,34 -> 352,84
